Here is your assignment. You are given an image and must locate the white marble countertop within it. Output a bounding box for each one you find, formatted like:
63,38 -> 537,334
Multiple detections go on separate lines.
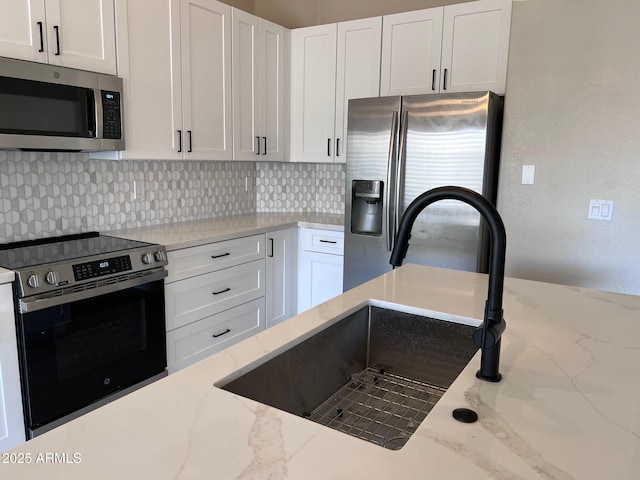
5,264 -> 640,479
107,212 -> 344,250
0,267 -> 14,284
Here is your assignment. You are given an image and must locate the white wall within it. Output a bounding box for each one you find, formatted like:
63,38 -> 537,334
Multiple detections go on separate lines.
498,0 -> 640,295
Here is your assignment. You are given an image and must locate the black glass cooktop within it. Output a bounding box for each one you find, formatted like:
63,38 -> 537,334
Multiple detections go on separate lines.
0,232 -> 153,270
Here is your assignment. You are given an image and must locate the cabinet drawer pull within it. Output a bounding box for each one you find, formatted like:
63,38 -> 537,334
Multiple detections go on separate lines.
212,287 -> 231,295
319,239 -> 337,244
37,22 -> 44,52
211,252 -> 230,259
53,25 -> 61,55
212,328 -> 231,338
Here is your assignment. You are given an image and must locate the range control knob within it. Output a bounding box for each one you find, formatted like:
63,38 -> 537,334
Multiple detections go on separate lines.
142,252 -> 154,265
45,271 -> 58,285
154,250 -> 166,263
27,274 -> 40,289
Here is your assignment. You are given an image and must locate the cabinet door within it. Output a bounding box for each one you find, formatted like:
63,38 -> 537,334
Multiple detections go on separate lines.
266,229 -> 294,328
290,24 -> 337,163
232,8 -> 260,160
45,0 -> 117,74
260,19 -> 286,161
109,0 -> 182,160
0,0 -> 47,63
334,17 -> 382,162
441,0 -> 512,94
180,0 -> 232,160
297,250 -> 343,314
380,8 -> 443,96
0,283 -> 25,452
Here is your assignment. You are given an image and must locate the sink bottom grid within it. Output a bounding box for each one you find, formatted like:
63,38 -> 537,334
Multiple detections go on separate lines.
307,367 -> 446,450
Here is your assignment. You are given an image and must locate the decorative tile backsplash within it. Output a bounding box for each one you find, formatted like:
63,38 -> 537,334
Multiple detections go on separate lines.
256,162 -> 345,213
0,151 -> 346,243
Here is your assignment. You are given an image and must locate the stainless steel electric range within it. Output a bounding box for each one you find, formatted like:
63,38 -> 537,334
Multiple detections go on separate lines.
0,232 -> 168,438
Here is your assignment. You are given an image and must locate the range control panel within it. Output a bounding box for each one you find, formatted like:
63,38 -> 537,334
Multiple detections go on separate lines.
73,255 -> 132,281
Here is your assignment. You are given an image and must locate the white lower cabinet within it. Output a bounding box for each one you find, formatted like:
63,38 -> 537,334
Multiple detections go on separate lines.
297,227 -> 344,314
0,281 -> 25,453
164,235 -> 266,373
265,228 -> 296,328
167,297 -> 265,373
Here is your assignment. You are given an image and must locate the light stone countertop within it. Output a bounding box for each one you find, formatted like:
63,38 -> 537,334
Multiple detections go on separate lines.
107,212 -> 344,250
4,263 -> 640,479
0,267 -> 14,284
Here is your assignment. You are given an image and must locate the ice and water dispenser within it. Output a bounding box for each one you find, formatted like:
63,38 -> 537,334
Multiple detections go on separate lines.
350,180 -> 384,235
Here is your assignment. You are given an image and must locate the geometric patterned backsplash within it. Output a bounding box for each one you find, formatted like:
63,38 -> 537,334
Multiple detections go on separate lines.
0,150 -> 346,243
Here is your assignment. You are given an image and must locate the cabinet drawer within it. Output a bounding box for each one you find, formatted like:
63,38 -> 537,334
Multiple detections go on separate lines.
166,234 -> 265,283
300,228 -> 344,255
167,297 -> 265,373
165,260 -> 265,330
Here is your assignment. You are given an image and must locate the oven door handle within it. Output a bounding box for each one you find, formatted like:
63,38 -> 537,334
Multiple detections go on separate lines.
18,268 -> 168,314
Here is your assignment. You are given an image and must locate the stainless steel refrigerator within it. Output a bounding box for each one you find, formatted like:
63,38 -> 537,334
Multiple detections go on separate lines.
343,91 -> 503,291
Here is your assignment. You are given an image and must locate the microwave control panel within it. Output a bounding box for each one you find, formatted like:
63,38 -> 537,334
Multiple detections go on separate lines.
101,90 -> 122,139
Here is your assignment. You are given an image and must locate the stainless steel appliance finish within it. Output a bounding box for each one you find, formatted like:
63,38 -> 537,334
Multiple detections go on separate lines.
219,306 -> 477,450
0,57 -> 124,151
0,232 -> 168,438
344,92 -> 503,290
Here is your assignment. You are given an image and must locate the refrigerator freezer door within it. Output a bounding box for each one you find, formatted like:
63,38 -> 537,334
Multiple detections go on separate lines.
400,92 -> 494,272
344,96 -> 401,291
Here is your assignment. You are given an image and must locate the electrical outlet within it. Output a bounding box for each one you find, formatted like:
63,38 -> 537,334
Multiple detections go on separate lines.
133,180 -> 145,200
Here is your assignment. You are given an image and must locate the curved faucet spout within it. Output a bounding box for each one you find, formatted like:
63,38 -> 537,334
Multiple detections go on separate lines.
389,186 -> 507,382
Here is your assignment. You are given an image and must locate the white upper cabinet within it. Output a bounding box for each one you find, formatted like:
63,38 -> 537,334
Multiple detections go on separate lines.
441,0 -> 512,93
0,0 -> 117,75
290,17 -> 381,163
102,0 -> 232,160
290,24 -> 337,163
179,0 -> 232,160
232,9 -> 287,161
381,0 -> 511,96
380,8 -> 443,96
334,18 -> 382,161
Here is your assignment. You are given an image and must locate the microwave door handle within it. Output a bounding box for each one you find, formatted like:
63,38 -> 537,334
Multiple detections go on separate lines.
92,89 -> 102,139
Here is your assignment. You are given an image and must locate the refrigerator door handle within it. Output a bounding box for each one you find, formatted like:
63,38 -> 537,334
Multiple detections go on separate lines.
386,111 -> 400,252
394,111 -> 409,250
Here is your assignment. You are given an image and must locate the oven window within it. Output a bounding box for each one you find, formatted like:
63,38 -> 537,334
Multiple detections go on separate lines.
18,280 -> 166,430
55,298 -> 147,382
0,76 -> 94,137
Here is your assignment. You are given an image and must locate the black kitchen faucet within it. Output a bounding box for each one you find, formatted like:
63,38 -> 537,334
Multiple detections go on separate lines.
389,186 -> 507,382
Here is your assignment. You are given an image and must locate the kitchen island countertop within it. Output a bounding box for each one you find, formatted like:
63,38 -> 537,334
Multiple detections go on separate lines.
4,264 -> 640,479
107,212 -> 344,251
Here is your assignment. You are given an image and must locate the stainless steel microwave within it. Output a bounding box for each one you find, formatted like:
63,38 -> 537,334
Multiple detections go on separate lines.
0,57 -> 124,152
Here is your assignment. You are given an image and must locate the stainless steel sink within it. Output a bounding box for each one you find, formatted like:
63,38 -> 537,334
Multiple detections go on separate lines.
217,305 -> 478,450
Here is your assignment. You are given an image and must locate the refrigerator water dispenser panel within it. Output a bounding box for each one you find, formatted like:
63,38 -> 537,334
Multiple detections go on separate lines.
351,180 -> 384,235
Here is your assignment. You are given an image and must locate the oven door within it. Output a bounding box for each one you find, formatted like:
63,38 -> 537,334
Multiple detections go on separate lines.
15,277 -> 166,434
